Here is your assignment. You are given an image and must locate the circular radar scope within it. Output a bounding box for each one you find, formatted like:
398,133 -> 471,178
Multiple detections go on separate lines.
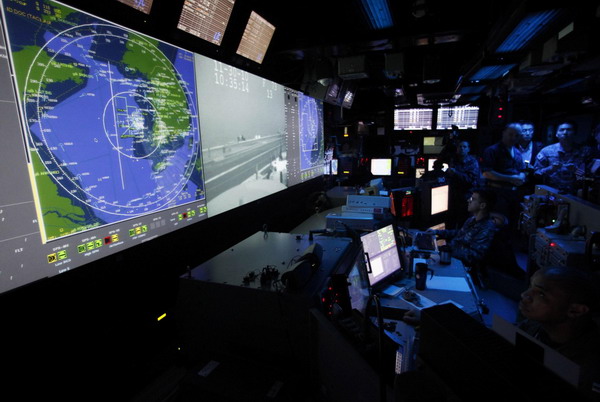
299,96 -> 322,169
23,23 -> 201,218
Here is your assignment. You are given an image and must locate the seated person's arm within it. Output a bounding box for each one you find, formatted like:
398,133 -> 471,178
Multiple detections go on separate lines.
450,224 -> 496,267
428,228 -> 457,240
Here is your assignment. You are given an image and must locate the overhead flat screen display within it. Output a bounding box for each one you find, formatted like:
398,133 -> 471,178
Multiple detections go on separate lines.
235,11 -> 275,64
117,0 -> 154,14
436,105 -> 479,129
324,77 -> 342,106
394,108 -> 433,131
0,0 -> 207,294
177,0 -> 236,46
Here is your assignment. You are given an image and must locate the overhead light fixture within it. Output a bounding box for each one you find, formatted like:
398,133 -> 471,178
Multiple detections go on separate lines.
495,9 -> 561,53
470,64 -> 517,81
360,0 -> 393,30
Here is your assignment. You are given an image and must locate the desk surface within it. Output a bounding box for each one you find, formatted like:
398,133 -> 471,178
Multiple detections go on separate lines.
377,251 -> 482,320
183,231 -> 356,296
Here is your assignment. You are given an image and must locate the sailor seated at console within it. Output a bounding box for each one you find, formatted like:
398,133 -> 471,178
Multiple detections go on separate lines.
427,187 -> 497,269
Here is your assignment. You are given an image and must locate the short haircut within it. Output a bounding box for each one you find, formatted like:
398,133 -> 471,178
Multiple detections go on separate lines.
471,187 -> 497,211
556,120 -> 577,133
536,266 -> 600,313
504,122 -> 522,132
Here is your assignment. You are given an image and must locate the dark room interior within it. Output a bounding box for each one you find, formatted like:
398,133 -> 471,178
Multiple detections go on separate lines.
1,0 -> 600,401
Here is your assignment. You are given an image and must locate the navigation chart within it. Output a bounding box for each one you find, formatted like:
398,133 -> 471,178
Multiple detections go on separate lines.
3,0 -> 204,242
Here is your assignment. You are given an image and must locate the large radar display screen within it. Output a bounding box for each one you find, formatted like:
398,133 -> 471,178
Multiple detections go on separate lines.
286,90 -> 324,186
2,0 -> 205,243
299,94 -> 323,171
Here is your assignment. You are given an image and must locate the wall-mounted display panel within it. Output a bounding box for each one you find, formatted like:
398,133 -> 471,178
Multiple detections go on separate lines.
235,11 -> 275,64
117,0 -> 154,14
177,0 -> 236,46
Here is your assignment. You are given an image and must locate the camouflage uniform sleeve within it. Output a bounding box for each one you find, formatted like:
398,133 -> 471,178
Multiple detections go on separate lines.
452,156 -> 480,188
450,220 -> 497,266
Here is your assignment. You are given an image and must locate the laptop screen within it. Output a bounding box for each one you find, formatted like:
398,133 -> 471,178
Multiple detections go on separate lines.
360,224 -> 402,288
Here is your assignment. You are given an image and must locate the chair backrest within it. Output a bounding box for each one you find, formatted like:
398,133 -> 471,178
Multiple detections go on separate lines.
480,212 -> 511,268
489,212 -> 508,229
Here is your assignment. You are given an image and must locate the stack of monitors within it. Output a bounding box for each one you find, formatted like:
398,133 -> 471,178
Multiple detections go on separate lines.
0,0 -> 323,295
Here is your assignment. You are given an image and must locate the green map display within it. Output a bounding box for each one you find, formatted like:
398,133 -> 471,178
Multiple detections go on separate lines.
2,0 -> 205,241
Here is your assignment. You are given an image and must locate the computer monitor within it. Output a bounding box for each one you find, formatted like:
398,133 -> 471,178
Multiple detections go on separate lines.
177,0 -> 236,45
360,224 -> 403,288
436,105 -> 479,130
427,158 -> 448,172
118,0 -> 154,14
340,82 -> 357,109
370,158 -> 392,176
0,1 -> 209,294
390,187 -> 415,218
236,11 -> 275,64
0,0 -> 326,295
324,77 -> 342,105
431,184 -> 449,215
423,136 -> 445,154
393,108 -> 433,131
324,159 -> 338,175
